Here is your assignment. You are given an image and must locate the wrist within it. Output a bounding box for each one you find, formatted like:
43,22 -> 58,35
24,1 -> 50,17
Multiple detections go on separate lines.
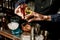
44,15 -> 51,21
47,15 -> 51,21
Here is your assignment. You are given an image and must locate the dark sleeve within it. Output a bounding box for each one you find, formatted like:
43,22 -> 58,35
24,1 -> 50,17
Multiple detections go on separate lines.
51,14 -> 60,22
15,0 -> 26,8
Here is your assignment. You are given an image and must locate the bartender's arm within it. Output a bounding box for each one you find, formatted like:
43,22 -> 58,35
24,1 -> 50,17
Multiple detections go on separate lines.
25,12 -> 60,22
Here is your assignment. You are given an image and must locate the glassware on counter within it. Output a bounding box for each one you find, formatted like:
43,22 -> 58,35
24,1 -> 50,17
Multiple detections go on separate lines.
7,16 -> 22,37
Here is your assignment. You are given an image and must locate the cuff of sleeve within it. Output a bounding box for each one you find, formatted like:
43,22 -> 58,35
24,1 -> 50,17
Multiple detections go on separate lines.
51,14 -> 59,22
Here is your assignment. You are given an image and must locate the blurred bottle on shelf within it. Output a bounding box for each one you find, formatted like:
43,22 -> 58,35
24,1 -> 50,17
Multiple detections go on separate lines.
43,30 -> 48,40
34,23 -> 41,36
1,13 -> 8,31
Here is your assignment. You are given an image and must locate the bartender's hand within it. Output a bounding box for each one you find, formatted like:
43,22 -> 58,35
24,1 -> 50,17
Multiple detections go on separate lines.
25,12 -> 51,22
14,5 -> 24,19
14,4 -> 27,19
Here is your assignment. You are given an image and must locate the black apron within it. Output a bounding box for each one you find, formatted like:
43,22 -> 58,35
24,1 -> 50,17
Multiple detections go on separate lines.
34,0 -> 59,15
